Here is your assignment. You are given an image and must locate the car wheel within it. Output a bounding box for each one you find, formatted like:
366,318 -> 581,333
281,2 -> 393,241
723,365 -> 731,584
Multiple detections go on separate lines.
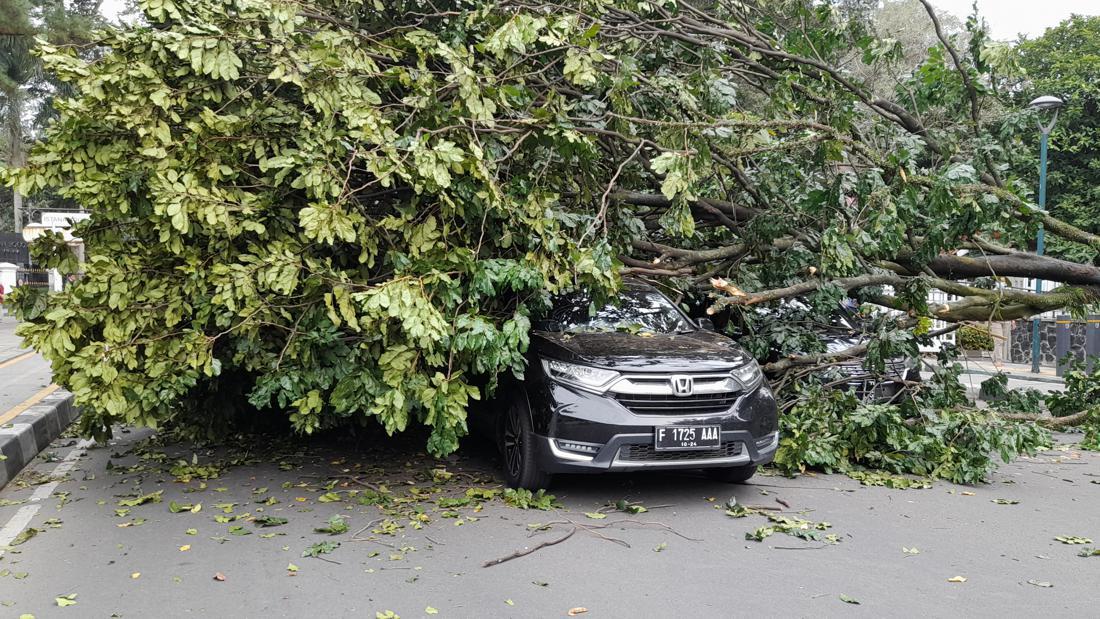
705,464 -> 757,484
500,389 -> 553,490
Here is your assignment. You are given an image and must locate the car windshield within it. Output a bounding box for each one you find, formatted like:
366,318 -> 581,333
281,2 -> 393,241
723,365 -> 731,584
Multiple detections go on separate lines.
546,289 -> 695,335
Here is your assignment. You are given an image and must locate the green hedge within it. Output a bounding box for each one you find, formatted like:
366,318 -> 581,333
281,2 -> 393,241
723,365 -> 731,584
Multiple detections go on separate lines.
958,325 -> 994,351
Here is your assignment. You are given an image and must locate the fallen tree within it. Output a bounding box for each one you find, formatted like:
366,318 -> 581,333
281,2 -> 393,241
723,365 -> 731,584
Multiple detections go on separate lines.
5,1 -> 1096,474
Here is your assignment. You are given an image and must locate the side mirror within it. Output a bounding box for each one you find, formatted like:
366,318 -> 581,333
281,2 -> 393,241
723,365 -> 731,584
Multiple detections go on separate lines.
697,317 -> 715,331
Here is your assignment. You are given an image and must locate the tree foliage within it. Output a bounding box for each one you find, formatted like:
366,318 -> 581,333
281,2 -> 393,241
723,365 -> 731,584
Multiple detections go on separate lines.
1,0 -> 105,230
1011,15 -> 1100,263
6,0 -> 1100,470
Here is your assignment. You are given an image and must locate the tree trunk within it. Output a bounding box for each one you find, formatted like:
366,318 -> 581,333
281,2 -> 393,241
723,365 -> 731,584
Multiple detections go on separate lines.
5,88 -> 25,231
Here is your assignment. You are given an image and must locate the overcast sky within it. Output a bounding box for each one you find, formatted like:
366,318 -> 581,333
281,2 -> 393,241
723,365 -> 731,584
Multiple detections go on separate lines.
100,0 -> 1098,40
930,0 -> 1098,40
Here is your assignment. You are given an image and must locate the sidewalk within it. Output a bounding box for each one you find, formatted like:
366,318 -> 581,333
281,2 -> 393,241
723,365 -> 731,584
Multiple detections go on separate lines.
0,319 -> 28,361
954,357 -> 1062,383
920,356 -> 1067,398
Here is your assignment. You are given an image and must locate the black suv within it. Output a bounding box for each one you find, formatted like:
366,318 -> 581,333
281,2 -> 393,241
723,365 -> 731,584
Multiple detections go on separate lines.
496,281 -> 779,489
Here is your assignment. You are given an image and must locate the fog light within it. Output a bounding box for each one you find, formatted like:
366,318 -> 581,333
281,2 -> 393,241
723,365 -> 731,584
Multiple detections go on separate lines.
556,440 -> 600,454
755,434 -> 777,449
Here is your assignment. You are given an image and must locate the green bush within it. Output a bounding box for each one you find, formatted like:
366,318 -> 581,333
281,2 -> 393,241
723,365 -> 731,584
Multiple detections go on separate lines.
957,325 -> 994,351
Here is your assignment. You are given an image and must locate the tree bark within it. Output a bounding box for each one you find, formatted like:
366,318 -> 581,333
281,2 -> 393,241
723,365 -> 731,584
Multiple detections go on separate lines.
996,408 -> 1095,429
4,87 -> 25,231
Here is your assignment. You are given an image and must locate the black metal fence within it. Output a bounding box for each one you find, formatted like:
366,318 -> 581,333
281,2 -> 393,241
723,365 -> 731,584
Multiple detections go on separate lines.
16,268 -> 51,290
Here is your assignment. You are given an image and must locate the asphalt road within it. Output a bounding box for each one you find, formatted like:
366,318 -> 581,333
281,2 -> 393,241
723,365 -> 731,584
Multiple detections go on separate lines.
1,425 -> 1098,618
0,353 -> 53,416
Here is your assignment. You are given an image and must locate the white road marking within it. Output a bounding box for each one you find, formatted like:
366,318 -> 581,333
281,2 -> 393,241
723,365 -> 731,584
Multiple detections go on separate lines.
0,439 -> 94,555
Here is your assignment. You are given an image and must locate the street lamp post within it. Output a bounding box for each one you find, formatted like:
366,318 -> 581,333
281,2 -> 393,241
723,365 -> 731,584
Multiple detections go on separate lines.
1028,95 -> 1064,373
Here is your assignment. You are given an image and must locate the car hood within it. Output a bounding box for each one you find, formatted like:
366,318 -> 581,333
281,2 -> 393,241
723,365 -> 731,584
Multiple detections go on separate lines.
532,329 -> 749,372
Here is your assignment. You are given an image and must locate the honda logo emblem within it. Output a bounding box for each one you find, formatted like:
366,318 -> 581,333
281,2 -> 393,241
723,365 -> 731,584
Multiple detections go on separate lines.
670,375 -> 694,396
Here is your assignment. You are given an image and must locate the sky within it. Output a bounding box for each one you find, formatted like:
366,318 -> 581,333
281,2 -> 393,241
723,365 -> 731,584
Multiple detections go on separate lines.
99,0 -> 1098,40
930,0 -> 1099,40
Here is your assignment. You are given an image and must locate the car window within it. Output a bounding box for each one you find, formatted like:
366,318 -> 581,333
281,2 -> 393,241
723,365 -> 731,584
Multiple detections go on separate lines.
547,290 -> 695,334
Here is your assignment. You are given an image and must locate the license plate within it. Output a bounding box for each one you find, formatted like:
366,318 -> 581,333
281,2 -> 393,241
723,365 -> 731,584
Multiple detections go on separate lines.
655,425 -> 721,451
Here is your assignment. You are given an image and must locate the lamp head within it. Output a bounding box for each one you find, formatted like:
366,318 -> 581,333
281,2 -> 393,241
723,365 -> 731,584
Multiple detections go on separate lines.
1028,95 -> 1065,111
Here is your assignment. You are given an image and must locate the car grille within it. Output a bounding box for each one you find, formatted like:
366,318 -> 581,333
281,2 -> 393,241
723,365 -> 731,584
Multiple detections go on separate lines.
614,392 -> 739,415
836,358 -> 907,378
844,380 -> 903,402
617,441 -> 742,462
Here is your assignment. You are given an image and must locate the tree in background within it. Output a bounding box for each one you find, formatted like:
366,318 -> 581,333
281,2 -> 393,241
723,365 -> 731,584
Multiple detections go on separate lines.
0,0 -> 104,232
7,0 -> 1099,480
1011,15 -> 1100,264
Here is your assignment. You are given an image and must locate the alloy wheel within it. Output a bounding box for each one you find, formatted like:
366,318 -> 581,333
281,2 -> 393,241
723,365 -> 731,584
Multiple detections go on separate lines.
503,408 -> 523,478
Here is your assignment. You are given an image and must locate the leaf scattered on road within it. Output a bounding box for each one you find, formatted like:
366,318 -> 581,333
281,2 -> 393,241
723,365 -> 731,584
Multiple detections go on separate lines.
991,499 -> 1019,505
567,608 -> 588,616
839,594 -> 860,605
55,594 -> 77,607
302,541 -> 339,558
169,501 -> 202,513
118,490 -> 163,507
947,576 -> 967,583
1055,535 -> 1092,545
10,528 -> 40,546
253,515 -> 288,527
315,515 -> 349,535
1027,579 -> 1053,588
213,572 -> 226,581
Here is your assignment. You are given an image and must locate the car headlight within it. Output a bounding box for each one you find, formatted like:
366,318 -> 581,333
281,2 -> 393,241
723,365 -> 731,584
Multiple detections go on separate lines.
542,359 -> 620,393
730,360 -> 763,391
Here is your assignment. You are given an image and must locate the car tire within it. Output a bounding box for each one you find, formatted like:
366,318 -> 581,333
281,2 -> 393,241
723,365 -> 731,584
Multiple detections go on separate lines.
705,464 -> 757,484
500,388 -> 553,490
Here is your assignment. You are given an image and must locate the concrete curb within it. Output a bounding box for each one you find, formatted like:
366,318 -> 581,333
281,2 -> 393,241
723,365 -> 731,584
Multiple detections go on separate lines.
959,368 -> 1066,386
0,390 -> 79,489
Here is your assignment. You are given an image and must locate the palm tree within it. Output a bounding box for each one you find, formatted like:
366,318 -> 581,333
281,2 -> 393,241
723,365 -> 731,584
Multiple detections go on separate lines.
0,0 -> 37,231
1,0 -> 105,232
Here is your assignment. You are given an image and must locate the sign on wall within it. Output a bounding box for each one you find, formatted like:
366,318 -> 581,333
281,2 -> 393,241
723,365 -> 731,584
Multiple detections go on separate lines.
0,233 -> 30,265
40,212 -> 91,228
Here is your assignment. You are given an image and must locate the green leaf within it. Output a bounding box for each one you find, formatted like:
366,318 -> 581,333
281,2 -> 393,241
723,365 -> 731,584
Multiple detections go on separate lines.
1056,535 -> 1093,545
314,515 -> 349,535
118,490 -> 163,507
303,541 -> 340,558
254,516 -> 288,527
10,528 -> 40,546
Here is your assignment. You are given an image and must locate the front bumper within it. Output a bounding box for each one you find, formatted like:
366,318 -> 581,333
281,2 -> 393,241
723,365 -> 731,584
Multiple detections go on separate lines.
529,379 -> 780,473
